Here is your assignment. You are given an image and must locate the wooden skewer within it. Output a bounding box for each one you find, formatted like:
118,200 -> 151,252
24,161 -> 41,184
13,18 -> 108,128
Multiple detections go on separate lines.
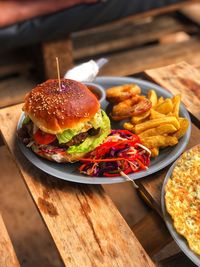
119,170 -> 139,189
56,57 -> 61,90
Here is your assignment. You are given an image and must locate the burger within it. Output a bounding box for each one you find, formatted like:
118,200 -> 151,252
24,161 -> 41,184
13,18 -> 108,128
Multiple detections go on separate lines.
18,79 -> 111,162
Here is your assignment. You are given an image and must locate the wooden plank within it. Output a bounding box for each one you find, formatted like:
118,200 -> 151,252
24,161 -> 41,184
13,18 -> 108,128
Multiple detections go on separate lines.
0,214 -> 20,267
157,251 -> 196,267
98,38 -> 200,76
181,3 -> 200,25
0,145 -> 64,266
159,31 -> 190,44
0,104 -> 155,267
0,50 -> 33,79
42,37 -> 73,79
73,0 -> 199,36
135,116 -> 200,216
0,63 -> 32,79
132,211 -> 173,257
0,76 -> 37,108
73,15 -> 197,59
186,57 -> 200,71
145,62 -> 200,122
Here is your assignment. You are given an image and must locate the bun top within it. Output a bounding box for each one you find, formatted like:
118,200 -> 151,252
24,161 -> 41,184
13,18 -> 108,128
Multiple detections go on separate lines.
23,79 -> 100,134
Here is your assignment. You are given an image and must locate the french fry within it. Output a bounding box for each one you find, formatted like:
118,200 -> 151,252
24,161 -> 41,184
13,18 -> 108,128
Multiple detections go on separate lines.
157,96 -> 164,105
141,135 -> 178,148
156,124 -> 177,134
155,98 -> 173,114
150,109 -> 165,119
106,83 -> 188,159
131,110 -> 150,124
150,148 -> 159,157
135,116 -> 180,134
172,94 -> 181,118
139,128 -> 158,137
139,123 -> 177,138
123,122 -> 135,132
172,118 -> 189,139
148,90 -> 157,106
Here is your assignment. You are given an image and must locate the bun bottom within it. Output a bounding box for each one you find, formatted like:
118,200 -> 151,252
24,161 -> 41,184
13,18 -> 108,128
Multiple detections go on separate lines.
31,144 -> 87,163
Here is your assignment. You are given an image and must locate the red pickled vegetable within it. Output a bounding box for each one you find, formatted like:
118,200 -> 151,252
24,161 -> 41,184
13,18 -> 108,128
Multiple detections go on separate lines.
79,130 -> 151,177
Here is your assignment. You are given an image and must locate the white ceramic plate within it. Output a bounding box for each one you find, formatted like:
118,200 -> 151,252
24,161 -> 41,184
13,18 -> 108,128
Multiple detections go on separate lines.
17,76 -> 191,184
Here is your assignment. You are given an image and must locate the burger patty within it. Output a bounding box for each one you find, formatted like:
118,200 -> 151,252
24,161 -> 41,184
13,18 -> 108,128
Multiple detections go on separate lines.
18,120 -> 100,147
65,127 -> 100,147
65,132 -> 88,147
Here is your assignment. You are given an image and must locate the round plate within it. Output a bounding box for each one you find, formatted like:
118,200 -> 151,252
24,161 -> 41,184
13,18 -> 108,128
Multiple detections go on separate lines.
161,148 -> 200,266
17,76 -> 191,184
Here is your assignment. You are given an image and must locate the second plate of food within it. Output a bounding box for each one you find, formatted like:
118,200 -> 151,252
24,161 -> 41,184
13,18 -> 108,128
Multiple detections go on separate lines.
161,144 -> 200,266
18,76 -> 191,184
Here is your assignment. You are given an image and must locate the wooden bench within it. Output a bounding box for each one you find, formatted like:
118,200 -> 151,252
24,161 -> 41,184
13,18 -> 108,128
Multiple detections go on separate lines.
0,214 -> 20,267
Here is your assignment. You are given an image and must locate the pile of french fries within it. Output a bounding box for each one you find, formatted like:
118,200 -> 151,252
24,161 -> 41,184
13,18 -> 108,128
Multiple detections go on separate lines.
123,90 -> 189,157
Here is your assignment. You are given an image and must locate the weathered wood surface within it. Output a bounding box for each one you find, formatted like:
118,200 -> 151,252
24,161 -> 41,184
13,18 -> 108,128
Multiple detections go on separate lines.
159,31 -> 190,44
145,62 -> 200,122
158,251 -> 197,267
132,211 -> 173,256
0,104 -> 155,267
73,15 -> 197,59
0,76 -> 37,109
0,49 -> 33,79
99,38 -> 200,76
181,2 -> 200,25
73,0 -> 199,34
0,215 -> 20,267
42,37 -> 73,79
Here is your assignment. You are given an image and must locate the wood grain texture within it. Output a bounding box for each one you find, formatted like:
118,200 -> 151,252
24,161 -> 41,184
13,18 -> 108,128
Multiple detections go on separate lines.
145,62 -> 200,122
181,3 -> 200,25
0,49 -> 33,79
42,37 -> 73,79
0,215 -> 20,267
0,104 -> 155,267
0,76 -> 37,108
73,0 -> 199,34
133,211 -> 173,256
158,251 -> 197,267
136,118 -> 200,215
73,15 -> 197,59
99,38 -> 200,76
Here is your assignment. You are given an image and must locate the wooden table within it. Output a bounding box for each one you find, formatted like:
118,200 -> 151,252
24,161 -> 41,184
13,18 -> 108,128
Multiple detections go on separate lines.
0,117 -> 155,264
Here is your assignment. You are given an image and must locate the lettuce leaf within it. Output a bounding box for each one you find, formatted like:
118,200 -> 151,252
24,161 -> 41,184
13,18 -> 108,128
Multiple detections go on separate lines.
56,110 -> 104,144
22,116 -> 30,125
67,110 -> 110,154
57,129 -> 78,144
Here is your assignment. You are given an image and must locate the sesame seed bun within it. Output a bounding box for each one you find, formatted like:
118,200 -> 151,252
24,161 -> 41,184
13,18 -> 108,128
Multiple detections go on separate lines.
23,79 -> 100,134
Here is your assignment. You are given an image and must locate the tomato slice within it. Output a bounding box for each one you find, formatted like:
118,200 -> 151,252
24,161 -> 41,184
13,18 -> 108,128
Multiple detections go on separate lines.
34,129 -> 56,145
